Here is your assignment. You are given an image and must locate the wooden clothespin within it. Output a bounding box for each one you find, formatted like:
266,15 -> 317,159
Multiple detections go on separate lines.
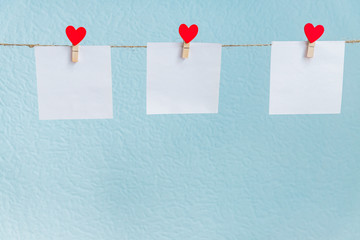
179,24 -> 199,59
306,42 -> 315,58
65,26 -> 87,62
72,45 -> 79,62
182,42 -> 190,58
304,23 -> 324,58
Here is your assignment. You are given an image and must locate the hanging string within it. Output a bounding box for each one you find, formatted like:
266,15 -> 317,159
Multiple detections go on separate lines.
0,40 -> 360,48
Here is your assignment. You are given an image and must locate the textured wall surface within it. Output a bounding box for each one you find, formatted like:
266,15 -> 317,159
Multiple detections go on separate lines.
1,0 -> 360,239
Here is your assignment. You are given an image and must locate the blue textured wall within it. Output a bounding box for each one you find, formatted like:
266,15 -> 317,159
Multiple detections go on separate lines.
1,0 -> 360,239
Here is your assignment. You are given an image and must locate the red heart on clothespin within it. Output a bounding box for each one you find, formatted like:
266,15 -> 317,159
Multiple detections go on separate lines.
66,26 -> 87,45
304,23 -> 324,43
179,24 -> 198,43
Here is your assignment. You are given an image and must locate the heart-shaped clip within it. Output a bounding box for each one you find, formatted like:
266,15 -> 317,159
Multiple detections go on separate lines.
304,23 -> 324,58
66,26 -> 87,62
179,24 -> 198,58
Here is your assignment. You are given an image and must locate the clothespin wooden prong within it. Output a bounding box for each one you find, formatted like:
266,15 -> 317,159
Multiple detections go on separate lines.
182,42 -> 190,59
71,45 -> 79,62
306,42 -> 315,58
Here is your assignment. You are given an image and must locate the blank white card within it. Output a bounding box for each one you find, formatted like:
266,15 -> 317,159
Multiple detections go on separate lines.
35,46 -> 113,120
269,41 -> 345,115
147,43 -> 222,114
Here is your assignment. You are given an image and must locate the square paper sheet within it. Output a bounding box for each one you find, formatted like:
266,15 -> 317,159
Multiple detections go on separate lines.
147,43 -> 222,114
35,46 -> 113,120
269,41 -> 345,115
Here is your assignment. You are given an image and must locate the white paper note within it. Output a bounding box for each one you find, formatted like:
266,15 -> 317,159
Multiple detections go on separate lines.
269,41 -> 345,115
146,43 -> 222,114
35,46 -> 113,120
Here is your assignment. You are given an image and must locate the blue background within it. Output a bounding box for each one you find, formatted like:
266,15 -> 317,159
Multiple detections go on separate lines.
1,0 -> 360,239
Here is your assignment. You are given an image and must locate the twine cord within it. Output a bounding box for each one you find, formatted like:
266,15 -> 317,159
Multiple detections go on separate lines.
0,40 -> 359,48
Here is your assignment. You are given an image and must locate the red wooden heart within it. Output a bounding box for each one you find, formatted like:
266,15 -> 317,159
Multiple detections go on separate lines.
179,24 -> 198,43
304,23 -> 324,43
66,26 -> 86,46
